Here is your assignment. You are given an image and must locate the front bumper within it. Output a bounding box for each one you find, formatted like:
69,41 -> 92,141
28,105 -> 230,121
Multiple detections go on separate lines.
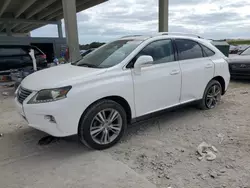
15,95 -> 80,137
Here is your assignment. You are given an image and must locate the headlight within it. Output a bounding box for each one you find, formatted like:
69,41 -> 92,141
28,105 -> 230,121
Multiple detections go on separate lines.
14,85 -> 21,97
28,86 -> 72,104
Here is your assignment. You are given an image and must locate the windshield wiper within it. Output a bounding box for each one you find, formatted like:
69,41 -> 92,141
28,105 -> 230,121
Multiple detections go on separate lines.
77,63 -> 98,68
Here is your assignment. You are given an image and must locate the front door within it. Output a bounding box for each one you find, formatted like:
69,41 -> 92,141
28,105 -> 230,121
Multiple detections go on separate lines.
132,39 -> 182,117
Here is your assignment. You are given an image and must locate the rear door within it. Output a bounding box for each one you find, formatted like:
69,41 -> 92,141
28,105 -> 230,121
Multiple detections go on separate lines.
175,39 -> 215,103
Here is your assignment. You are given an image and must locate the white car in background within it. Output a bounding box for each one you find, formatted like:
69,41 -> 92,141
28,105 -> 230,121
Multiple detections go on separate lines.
15,33 -> 230,150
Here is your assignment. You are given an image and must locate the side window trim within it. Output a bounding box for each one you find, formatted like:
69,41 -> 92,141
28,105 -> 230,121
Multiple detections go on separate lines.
200,44 -> 215,57
173,38 -> 205,61
126,39 -> 176,68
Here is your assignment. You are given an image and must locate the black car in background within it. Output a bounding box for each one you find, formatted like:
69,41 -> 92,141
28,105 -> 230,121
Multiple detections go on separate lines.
0,45 -> 47,72
228,46 -> 250,79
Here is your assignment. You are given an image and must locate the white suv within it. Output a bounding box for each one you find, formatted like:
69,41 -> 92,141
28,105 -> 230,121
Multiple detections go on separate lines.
15,33 -> 230,150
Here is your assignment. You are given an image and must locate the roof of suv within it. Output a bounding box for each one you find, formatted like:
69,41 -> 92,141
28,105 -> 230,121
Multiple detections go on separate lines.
121,32 -> 203,41
120,33 -> 226,58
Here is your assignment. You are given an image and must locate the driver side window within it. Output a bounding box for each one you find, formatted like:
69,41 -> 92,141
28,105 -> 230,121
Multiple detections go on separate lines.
136,39 -> 175,65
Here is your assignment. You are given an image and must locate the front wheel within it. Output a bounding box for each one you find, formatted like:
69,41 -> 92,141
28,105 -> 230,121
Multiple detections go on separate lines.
78,100 -> 127,150
199,80 -> 222,110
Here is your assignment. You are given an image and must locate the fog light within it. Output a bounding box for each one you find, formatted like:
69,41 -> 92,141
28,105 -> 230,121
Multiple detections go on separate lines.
44,115 -> 56,123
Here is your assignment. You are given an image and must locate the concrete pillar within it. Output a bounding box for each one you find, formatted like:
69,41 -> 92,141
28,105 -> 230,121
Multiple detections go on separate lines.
62,0 -> 80,62
6,22 -> 12,36
57,20 -> 63,38
159,0 -> 169,32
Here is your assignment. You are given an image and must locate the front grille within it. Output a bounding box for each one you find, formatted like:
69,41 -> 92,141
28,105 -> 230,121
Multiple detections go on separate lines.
17,87 -> 32,104
231,63 -> 250,69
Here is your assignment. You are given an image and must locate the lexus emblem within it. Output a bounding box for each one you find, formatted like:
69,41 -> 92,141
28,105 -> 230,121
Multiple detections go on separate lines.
240,64 -> 246,68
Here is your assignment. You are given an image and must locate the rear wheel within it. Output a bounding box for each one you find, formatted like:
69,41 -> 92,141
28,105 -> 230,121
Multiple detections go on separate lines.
199,80 -> 222,110
78,100 -> 127,150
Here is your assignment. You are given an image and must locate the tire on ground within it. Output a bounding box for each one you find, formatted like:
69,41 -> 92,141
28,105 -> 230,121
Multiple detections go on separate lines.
78,99 -> 127,150
198,79 -> 222,110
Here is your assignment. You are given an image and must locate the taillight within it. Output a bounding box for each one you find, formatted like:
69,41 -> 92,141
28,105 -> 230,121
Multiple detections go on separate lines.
40,54 -> 47,59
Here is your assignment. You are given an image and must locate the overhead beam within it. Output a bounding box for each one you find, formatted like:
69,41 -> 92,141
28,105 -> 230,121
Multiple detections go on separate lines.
54,0 -> 108,21
22,24 -> 46,33
0,18 -> 57,25
0,0 -> 12,17
15,24 -> 33,32
37,0 -> 93,20
26,0 -> 57,18
15,0 -> 37,18
37,1 -> 62,20
44,10 -> 62,21
159,0 -> 169,32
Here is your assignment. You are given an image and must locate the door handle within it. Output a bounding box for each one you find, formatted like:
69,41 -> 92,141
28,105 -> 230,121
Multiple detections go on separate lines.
205,63 -> 213,68
170,70 -> 180,75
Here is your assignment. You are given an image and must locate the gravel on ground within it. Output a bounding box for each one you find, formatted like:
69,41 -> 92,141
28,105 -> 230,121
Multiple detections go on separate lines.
0,80 -> 250,188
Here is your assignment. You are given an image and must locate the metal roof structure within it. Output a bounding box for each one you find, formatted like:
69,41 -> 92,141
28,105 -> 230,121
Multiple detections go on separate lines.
0,0 -> 107,34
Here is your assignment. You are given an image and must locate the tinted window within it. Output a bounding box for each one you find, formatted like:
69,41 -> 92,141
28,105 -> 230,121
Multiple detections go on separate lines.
0,48 -> 27,56
138,40 -> 174,64
201,44 -> 215,57
175,39 -> 203,60
241,47 -> 250,55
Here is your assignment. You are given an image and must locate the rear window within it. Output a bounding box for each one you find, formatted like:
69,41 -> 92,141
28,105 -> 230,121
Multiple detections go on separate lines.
32,47 -> 43,55
0,47 -> 27,56
22,46 -> 43,55
175,39 -> 203,60
201,44 -> 215,57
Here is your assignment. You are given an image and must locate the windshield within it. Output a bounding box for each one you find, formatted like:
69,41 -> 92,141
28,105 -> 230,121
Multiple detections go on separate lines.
241,47 -> 250,55
72,39 -> 142,68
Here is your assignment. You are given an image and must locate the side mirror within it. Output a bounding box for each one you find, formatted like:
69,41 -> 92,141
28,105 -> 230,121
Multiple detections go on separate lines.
134,55 -> 153,73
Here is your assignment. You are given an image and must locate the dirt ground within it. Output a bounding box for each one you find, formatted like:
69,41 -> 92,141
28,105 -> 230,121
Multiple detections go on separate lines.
0,81 -> 250,188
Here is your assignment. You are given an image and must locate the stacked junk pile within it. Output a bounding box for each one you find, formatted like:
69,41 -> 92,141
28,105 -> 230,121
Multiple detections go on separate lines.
1,49 -> 67,89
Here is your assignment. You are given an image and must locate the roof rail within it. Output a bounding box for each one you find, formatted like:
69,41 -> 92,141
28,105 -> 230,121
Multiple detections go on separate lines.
121,35 -> 142,38
159,32 -> 202,38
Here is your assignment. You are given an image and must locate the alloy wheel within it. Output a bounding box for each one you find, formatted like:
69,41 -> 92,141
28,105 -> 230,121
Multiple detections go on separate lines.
205,84 -> 221,109
90,108 -> 122,145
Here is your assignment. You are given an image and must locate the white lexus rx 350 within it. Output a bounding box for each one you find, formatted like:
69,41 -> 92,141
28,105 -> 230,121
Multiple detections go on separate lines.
15,33 -> 230,150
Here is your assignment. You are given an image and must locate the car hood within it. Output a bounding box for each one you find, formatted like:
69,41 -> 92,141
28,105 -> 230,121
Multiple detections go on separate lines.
228,54 -> 250,63
21,64 -> 106,91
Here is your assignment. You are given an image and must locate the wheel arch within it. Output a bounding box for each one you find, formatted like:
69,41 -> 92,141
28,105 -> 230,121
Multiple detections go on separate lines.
78,96 -> 132,130
212,76 -> 226,95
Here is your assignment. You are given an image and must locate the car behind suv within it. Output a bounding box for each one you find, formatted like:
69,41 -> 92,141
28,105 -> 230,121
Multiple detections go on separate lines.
15,33 -> 230,150
0,45 -> 47,72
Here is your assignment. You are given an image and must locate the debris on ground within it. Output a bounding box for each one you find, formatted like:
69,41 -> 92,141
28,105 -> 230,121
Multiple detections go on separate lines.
0,133 -> 3,137
206,151 -> 217,161
217,133 -> 224,144
15,124 -> 22,129
197,142 -> 218,161
2,92 -> 9,96
240,91 -> 248,94
3,83 -> 14,88
209,171 -> 217,178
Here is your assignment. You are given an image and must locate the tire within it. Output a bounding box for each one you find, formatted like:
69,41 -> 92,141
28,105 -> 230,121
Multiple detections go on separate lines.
198,80 -> 222,110
78,100 -> 127,150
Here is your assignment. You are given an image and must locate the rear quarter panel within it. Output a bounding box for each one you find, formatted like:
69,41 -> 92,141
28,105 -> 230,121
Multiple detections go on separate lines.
212,57 -> 230,91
